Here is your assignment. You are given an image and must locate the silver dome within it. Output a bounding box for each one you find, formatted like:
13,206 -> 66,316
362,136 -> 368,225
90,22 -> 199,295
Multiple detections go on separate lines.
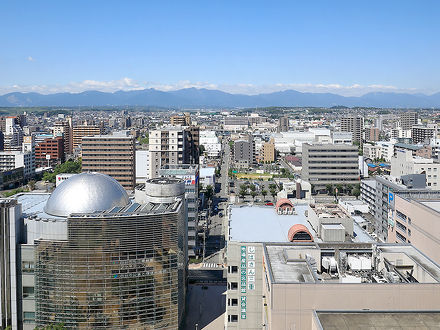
44,172 -> 130,217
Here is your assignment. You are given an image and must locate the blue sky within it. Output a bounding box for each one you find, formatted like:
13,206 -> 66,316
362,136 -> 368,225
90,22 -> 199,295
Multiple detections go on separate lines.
0,1 -> 439,96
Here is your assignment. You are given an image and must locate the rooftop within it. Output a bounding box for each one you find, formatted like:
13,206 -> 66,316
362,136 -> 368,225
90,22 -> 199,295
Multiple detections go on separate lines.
228,204 -> 315,242
315,311 -> 440,330
264,243 -> 440,285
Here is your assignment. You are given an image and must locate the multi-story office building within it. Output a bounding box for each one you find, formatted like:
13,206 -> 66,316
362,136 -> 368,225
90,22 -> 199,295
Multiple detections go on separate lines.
0,173 -> 187,329
148,127 -> 191,179
72,124 -> 104,150
159,164 -> 199,257
53,118 -> 73,155
35,136 -> 65,168
301,143 -> 359,191
81,132 -> 136,190
400,111 -> 418,130
341,115 -> 364,144
234,135 -> 255,168
277,116 -> 289,132
411,124 -> 437,144
391,149 -> 440,189
170,113 -> 191,126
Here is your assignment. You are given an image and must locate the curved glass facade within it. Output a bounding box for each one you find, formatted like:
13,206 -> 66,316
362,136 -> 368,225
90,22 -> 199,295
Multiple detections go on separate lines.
34,203 -> 186,329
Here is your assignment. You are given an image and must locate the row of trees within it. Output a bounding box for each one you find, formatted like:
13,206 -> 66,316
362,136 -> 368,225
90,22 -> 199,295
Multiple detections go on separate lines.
42,159 -> 82,183
325,183 -> 360,197
238,182 -> 280,201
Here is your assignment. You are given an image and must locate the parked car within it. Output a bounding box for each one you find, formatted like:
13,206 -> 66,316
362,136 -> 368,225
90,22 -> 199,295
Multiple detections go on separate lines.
265,202 -> 274,206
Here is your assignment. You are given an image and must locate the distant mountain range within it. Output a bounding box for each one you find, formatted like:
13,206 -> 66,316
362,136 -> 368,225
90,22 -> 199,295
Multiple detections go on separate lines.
1,88 -> 440,108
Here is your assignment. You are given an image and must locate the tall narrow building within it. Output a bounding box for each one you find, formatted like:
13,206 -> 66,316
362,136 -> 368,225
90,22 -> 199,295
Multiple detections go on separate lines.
53,118 -> 73,155
72,124 -> 104,150
81,132 -> 136,190
400,111 -> 418,130
341,115 -> 364,145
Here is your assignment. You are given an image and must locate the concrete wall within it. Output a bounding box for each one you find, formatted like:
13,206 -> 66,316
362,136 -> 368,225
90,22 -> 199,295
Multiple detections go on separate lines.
389,196 -> 440,265
264,282 -> 440,330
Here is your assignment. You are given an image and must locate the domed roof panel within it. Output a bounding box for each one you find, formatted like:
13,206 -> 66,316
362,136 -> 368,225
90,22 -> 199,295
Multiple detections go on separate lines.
44,172 -> 130,217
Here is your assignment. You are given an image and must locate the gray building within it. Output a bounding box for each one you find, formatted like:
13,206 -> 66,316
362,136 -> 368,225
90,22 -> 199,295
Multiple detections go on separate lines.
411,125 -> 437,144
0,173 -> 187,329
341,115 -> 364,144
233,136 -> 255,168
277,116 -> 289,132
301,143 -> 359,191
158,164 -> 199,257
400,111 -> 418,130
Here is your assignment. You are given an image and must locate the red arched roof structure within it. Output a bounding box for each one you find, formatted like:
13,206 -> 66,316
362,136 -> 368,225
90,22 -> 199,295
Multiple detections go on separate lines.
288,224 -> 314,242
276,198 -> 293,209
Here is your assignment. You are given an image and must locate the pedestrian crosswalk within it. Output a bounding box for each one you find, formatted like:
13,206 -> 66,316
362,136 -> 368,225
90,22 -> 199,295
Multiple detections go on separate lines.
201,263 -> 219,268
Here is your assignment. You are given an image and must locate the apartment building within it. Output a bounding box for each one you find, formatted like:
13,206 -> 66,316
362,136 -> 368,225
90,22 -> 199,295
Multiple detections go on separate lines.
400,111 -> 418,130
53,118 -> 73,155
412,124 -> 437,144
363,144 -> 382,160
301,143 -> 359,191
341,115 -> 364,144
72,124 -> 104,150
81,132 -> 136,190
234,135 -> 255,168
277,116 -> 289,132
366,127 -> 380,142
148,127 -> 190,179
260,140 -> 276,163
0,151 -> 34,179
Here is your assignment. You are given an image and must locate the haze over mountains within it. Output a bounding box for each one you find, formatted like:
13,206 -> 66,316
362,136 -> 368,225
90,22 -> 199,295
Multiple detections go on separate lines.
1,88 -> 440,108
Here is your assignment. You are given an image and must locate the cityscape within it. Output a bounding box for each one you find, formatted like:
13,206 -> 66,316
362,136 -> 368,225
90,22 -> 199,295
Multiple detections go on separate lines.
1,1 -> 440,330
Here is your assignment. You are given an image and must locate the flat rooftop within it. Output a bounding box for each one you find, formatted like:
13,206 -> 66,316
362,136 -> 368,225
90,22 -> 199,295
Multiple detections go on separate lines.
228,204 -> 316,242
420,200 -> 440,213
315,311 -> 440,330
264,243 -> 440,285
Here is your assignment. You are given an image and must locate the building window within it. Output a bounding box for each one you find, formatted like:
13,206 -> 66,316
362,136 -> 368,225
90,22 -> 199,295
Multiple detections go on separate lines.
229,266 -> 238,274
23,312 -> 35,323
23,286 -> 34,298
228,314 -> 238,322
228,298 -> 238,306
408,229 -> 411,236
230,282 -> 238,290
22,261 -> 34,273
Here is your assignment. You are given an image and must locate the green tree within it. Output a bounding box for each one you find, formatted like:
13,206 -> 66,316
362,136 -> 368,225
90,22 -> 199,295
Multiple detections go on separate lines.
271,190 -> 277,200
352,188 -> 361,197
249,184 -> 256,192
205,185 -> 214,200
28,180 -> 36,191
261,189 -> 268,199
137,133 -> 149,145
326,184 -> 333,195
42,159 -> 82,183
250,191 -> 257,201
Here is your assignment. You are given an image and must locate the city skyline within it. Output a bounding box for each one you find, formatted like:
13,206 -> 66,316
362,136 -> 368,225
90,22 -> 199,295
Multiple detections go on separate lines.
1,1 -> 439,96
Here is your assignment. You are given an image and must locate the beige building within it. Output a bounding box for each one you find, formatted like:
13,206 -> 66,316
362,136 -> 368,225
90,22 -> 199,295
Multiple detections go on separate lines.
389,195 -> 440,265
261,243 -> 440,330
363,144 -> 382,160
260,140 -> 276,163
81,133 -> 136,190
170,113 -> 191,126
72,124 -> 104,150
